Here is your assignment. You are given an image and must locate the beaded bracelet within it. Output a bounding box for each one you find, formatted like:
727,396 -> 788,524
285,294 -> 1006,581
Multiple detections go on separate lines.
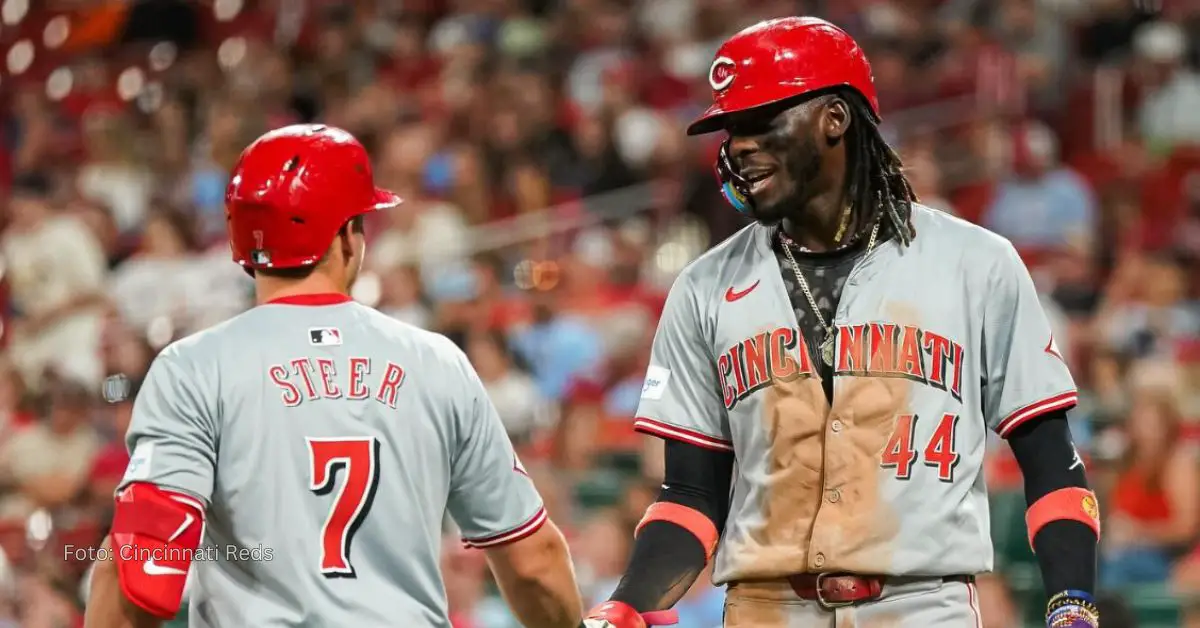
1046,590 -> 1099,628
1047,606 -> 1099,628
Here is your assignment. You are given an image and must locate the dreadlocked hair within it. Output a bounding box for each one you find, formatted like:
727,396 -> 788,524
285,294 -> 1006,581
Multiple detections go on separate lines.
841,90 -> 917,247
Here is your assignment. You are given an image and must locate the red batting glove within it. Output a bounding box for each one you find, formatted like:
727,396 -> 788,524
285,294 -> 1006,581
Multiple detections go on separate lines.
582,601 -> 679,628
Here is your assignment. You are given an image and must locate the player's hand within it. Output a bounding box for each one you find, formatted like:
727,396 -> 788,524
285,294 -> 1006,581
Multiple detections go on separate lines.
581,601 -> 678,628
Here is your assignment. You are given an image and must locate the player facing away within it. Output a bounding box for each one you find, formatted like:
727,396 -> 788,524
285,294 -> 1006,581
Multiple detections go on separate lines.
84,125 -> 584,628
583,17 -> 1101,628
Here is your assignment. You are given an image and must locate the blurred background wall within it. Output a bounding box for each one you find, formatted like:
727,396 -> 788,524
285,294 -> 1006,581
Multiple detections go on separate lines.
0,1 -> 1197,626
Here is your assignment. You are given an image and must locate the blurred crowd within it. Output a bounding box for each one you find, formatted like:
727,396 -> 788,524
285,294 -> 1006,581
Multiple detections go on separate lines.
0,0 -> 1196,626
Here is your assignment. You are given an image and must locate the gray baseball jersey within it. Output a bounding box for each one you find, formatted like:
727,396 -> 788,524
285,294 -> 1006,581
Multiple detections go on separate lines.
634,205 -> 1076,583
118,293 -> 545,627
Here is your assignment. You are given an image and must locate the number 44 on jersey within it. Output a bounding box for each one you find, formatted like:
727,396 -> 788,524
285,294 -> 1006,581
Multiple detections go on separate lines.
880,413 -> 961,483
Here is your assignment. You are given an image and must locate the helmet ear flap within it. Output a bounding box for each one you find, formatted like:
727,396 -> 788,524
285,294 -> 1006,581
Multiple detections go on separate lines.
716,140 -> 753,214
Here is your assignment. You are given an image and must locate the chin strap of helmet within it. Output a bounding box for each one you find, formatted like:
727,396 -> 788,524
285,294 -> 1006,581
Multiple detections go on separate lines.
716,140 -> 754,214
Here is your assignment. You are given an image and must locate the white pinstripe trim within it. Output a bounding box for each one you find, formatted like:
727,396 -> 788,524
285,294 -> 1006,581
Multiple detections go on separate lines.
967,582 -> 982,628
633,418 -> 734,452
462,507 -> 548,549
996,391 -> 1078,437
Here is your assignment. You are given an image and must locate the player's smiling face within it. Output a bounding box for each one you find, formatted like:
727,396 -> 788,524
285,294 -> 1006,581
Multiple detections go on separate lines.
724,95 -> 837,224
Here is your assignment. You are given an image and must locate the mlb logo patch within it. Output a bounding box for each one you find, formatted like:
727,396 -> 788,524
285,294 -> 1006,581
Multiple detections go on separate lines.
309,327 -> 343,346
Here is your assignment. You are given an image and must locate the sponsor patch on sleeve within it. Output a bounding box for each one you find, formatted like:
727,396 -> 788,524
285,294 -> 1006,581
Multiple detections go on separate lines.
122,442 -> 154,482
641,365 -> 671,401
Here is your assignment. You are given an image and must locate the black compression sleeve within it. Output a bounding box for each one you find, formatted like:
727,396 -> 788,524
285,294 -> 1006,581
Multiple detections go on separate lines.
1006,410 -> 1097,596
658,439 -> 735,526
609,440 -> 735,612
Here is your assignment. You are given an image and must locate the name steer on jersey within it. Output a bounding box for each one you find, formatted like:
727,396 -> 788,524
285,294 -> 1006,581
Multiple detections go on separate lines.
268,356 -> 408,407
584,17 -> 1100,628
84,125 -> 584,628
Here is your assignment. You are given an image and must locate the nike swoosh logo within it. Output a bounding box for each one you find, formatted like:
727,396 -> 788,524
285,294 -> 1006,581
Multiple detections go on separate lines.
1069,446 -> 1085,470
143,557 -> 187,577
725,280 -> 760,302
168,513 -> 194,543
141,510 -> 196,576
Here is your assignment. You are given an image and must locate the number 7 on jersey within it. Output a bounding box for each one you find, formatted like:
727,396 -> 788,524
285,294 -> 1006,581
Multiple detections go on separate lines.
307,437 -> 381,578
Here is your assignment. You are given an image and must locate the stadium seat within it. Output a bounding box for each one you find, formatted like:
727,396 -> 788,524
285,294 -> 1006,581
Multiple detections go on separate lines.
574,469 -> 626,510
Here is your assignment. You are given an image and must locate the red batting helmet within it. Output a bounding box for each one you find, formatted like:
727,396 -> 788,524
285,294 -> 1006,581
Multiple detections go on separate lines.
686,17 -> 880,136
225,124 -> 401,270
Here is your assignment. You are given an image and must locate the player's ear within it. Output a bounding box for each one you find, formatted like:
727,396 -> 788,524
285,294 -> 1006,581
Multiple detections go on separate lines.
337,224 -> 357,266
821,97 -> 850,142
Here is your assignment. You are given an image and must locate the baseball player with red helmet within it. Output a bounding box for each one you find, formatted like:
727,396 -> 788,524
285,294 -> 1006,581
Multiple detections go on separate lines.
584,17 -> 1100,628
84,125 -> 584,628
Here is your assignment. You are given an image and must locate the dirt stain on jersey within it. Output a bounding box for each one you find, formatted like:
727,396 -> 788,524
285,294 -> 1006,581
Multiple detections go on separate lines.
731,370 -> 829,575
830,606 -> 902,628
733,303 -> 919,580
811,304 -> 919,572
813,366 -> 909,571
856,609 -> 903,628
723,582 -> 808,628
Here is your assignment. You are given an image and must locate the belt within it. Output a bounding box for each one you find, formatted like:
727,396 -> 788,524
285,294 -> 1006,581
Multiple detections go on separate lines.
736,574 -> 974,610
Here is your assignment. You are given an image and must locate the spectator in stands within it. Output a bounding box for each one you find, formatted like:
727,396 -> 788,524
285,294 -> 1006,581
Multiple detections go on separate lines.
0,380 -> 99,519
440,534 -> 514,628
17,571 -> 76,628
181,97 -> 264,245
1103,387 -> 1200,588
426,261 -> 487,349
0,548 -> 13,628
107,207 -> 201,336
101,325 -> 154,386
982,120 -> 1097,254
1172,547 -> 1200,628
555,307 -> 651,468
75,109 -> 153,238
466,329 -> 548,445
471,254 -> 529,331
574,511 -> 634,607
903,135 -> 956,215
0,362 -> 29,445
86,382 -> 136,517
376,264 -> 432,329
1133,20 -> 1200,154
510,290 -> 603,403
369,125 -> 471,270
1,174 -> 108,390
1097,252 -> 1200,362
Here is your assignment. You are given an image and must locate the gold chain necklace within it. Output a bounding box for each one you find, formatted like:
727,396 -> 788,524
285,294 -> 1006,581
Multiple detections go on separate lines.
832,204 -> 852,244
780,219 -> 881,366
793,205 -> 857,253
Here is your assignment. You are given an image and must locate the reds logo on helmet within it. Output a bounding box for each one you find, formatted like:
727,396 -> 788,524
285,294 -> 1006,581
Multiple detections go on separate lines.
708,56 -> 736,91
688,17 -> 881,137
